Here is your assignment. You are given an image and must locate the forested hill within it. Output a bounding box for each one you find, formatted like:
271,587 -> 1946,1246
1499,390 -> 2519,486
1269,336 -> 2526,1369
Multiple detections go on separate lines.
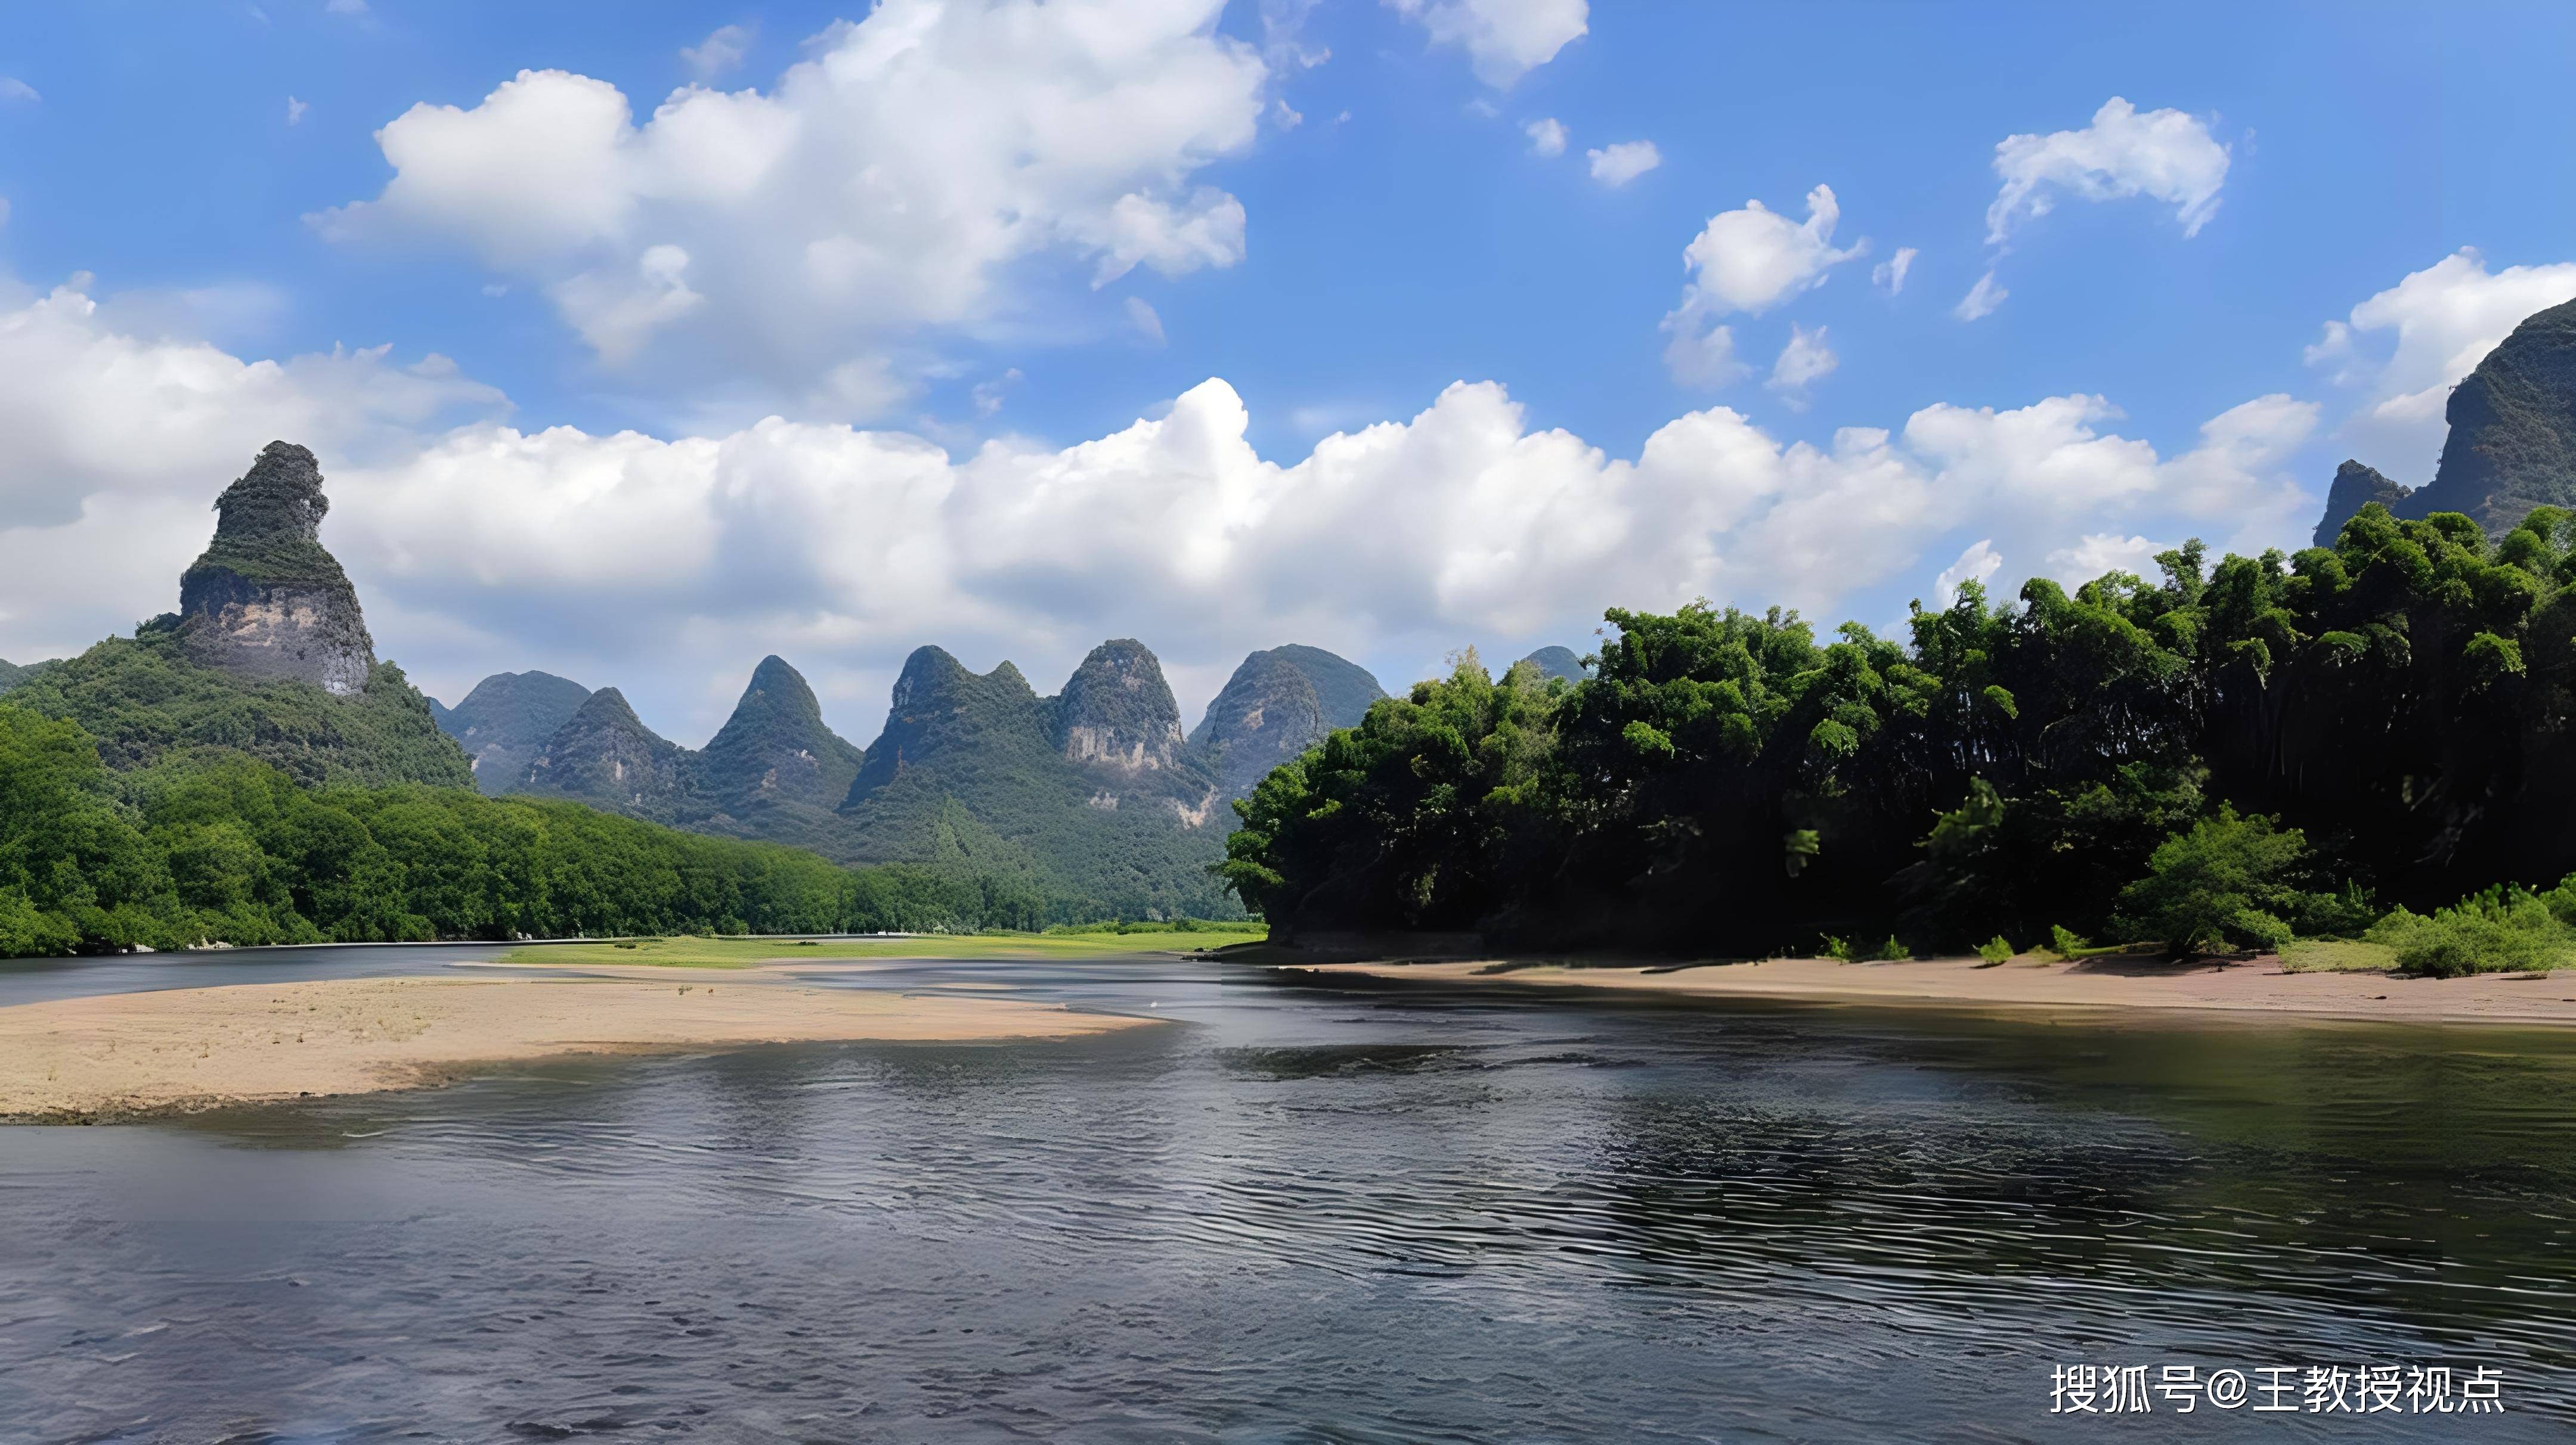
1222,504 -> 2576,966
835,643 -> 1239,920
473,639 -> 1385,920
434,670 -> 593,793
0,659 -> 39,696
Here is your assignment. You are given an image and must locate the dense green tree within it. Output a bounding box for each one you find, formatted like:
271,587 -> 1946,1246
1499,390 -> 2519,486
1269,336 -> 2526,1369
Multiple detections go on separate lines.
1224,504 -> 2576,959
0,714 -> 1070,959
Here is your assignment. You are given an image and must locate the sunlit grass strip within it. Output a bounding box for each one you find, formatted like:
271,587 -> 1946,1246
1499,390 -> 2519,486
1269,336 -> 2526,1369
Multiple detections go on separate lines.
2277,939 -> 2401,973
499,927 -> 1264,969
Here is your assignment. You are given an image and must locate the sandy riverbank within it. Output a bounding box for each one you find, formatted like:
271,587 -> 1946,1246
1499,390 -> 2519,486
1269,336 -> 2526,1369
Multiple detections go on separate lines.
1286,954 -> 2576,1027
0,972 -> 1151,1122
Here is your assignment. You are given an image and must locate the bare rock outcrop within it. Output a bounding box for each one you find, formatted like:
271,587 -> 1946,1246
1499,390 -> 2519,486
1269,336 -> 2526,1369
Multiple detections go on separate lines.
177,442 -> 376,696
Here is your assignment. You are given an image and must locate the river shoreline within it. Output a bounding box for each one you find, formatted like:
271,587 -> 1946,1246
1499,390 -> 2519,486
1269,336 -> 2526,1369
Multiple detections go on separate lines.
0,970 -> 1154,1123
1277,952 -> 2576,1027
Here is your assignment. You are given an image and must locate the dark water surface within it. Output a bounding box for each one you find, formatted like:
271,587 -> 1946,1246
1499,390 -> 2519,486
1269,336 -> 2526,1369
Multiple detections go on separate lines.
4,948 -> 2575,1441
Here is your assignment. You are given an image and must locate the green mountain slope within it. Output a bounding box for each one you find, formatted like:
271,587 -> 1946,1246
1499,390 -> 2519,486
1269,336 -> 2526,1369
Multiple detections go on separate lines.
2,628 -> 471,787
518,686 -> 702,822
840,644 -> 1235,917
2,444 -> 467,787
1517,646 -> 1587,683
1187,644 -> 1387,801
695,655 -> 868,849
434,669 -> 593,795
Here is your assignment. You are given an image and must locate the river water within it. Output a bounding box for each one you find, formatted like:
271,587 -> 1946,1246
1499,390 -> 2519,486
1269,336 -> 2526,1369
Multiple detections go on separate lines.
3,947 -> 2573,1442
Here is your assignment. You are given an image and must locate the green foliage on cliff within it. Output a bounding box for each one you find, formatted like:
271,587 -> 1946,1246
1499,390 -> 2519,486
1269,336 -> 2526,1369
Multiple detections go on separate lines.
0,708 -> 1037,957
695,655 -> 868,846
432,669 -> 593,795
1226,504 -> 2576,964
4,626 -> 472,789
182,441 -> 357,591
844,646 -> 1237,920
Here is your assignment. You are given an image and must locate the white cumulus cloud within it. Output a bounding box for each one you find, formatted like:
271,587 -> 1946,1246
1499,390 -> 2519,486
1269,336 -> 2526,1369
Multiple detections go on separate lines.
0,268 -> 2328,742
1986,97 -> 2230,246
1524,116 -> 1566,157
1661,185 -> 1864,387
2305,247 -> 2576,482
315,1 -> 1267,410
1933,538 -> 2001,607
1585,139 -> 1659,187
1386,0 -> 1587,87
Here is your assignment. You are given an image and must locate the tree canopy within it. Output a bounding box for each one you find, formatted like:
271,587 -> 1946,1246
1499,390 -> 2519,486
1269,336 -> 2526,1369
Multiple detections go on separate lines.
1224,504 -> 2576,959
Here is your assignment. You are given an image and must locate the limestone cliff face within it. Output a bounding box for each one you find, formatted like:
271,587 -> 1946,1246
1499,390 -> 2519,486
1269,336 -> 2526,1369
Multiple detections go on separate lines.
1050,639 -> 1188,777
2311,297 -> 2576,542
178,442 -> 376,696
2410,296 -> 2576,535
1188,644 -> 1387,801
2312,461 -> 2418,548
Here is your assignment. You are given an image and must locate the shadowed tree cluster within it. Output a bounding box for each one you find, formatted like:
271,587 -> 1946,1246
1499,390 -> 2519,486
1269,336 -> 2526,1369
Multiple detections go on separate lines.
1222,504 -> 2576,960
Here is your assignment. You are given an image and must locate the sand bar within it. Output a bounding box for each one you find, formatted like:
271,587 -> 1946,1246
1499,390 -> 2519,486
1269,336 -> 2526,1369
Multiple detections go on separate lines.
1289,954 -> 2576,1027
0,973 -> 1150,1122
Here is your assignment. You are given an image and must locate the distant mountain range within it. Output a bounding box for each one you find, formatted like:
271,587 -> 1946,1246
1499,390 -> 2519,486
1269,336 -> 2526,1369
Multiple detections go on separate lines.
2315,295 -> 2576,543
0,424 -> 1600,919
436,637 -> 1408,917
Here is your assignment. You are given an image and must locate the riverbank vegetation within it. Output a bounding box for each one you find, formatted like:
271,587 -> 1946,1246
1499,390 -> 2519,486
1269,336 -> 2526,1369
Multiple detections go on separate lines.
1221,504 -> 2576,973
0,707 -> 1074,956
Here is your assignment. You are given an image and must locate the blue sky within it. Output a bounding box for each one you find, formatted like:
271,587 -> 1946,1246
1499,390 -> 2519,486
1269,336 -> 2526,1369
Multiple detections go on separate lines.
2,1 -> 2572,743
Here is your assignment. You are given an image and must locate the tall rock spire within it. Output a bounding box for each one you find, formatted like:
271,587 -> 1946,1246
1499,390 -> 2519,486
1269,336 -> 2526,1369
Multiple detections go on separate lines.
178,441 -> 377,696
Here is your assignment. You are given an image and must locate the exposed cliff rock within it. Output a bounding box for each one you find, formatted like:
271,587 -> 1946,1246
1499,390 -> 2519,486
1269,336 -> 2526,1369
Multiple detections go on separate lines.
0,443 -> 467,786
2312,298 -> 2576,542
1188,644 -> 1388,801
178,442 -> 376,696
699,655 -> 866,814
521,687 -> 701,820
434,670 -> 593,795
2408,296 -> 2576,535
2312,461 -> 2417,548
1517,646 -> 1588,684
1051,639 -> 1188,775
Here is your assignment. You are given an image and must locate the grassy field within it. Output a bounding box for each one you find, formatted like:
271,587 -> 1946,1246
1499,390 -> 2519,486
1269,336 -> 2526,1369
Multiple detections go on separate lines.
2277,938 -> 2401,973
499,926 -> 1262,969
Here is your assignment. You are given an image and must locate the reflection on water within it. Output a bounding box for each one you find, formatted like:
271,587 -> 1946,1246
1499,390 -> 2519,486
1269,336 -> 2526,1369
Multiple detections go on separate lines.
2,951 -> 2574,1441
